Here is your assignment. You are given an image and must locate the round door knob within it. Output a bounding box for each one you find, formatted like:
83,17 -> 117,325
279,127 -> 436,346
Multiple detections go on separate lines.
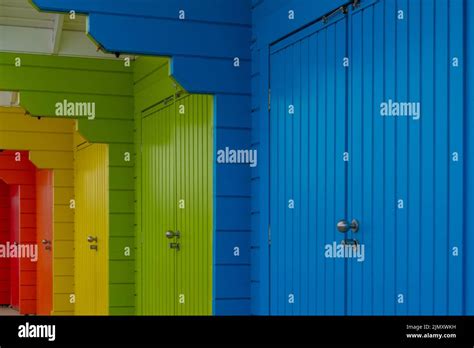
165,230 -> 180,239
337,219 -> 359,233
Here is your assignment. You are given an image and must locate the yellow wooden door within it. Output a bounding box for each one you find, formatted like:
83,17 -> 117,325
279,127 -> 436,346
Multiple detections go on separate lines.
75,143 -> 109,315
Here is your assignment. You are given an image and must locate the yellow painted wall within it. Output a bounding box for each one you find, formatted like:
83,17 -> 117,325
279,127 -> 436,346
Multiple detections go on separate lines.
74,137 -> 109,315
0,107 -> 75,315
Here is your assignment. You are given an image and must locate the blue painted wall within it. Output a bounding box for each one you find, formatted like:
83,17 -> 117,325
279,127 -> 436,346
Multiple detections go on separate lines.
32,0 -> 253,315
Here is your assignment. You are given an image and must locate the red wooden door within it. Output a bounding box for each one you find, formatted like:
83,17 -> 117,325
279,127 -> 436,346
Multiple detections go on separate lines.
0,151 -> 37,314
9,185 -> 20,309
36,170 -> 53,315
0,181 -> 10,304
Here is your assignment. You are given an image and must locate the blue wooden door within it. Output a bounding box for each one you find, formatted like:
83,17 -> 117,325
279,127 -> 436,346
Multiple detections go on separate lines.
346,0 -> 464,315
269,17 -> 348,315
269,0 -> 465,316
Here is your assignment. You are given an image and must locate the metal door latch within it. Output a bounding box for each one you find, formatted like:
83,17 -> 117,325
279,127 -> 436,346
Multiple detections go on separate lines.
169,242 -> 180,251
337,219 -> 360,233
90,245 -> 98,251
341,239 -> 360,249
87,235 -> 98,243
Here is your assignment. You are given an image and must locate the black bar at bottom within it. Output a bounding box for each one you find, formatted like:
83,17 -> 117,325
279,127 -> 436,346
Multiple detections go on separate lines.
0,316 -> 472,346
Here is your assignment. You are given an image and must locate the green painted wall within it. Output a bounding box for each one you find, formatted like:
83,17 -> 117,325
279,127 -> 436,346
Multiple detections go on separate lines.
133,57 -> 213,315
0,52 -> 135,315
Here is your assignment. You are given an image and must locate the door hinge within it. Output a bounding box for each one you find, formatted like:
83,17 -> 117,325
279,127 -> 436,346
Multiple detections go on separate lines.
268,225 -> 271,245
268,89 -> 271,111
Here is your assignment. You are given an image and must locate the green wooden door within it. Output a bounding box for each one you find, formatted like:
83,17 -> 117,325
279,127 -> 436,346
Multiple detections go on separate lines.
140,93 -> 213,315
175,95 -> 213,315
141,103 -> 177,315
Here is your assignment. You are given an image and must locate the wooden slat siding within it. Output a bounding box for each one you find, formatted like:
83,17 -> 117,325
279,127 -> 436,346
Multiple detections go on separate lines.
25,0 -> 253,316
0,51 -> 135,315
18,0 -> 254,314
0,108 -> 75,314
0,151 -> 37,314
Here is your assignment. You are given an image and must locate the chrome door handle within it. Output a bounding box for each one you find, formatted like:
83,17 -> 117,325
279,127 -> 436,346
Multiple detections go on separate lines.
87,235 -> 97,243
41,239 -> 51,245
337,219 -> 359,233
165,230 -> 180,239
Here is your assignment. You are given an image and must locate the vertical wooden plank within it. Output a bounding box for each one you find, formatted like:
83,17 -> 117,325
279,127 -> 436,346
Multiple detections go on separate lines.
348,9 -> 363,316
433,0 -> 449,315
307,34 -> 318,315
407,0 -> 422,315
299,38 -> 309,316
325,24 -> 336,316
269,49 -> 279,314
334,17 -> 348,316
292,41 -> 301,315
284,42 -> 294,316
368,0 -> 389,316
361,5 -> 375,315
420,0 -> 435,315
395,0 -> 409,316
316,29 -> 327,314
384,0 -> 397,315
448,0 -> 464,315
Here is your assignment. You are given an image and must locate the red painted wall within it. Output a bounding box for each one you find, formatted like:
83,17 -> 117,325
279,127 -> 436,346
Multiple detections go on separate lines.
0,151 -> 37,314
